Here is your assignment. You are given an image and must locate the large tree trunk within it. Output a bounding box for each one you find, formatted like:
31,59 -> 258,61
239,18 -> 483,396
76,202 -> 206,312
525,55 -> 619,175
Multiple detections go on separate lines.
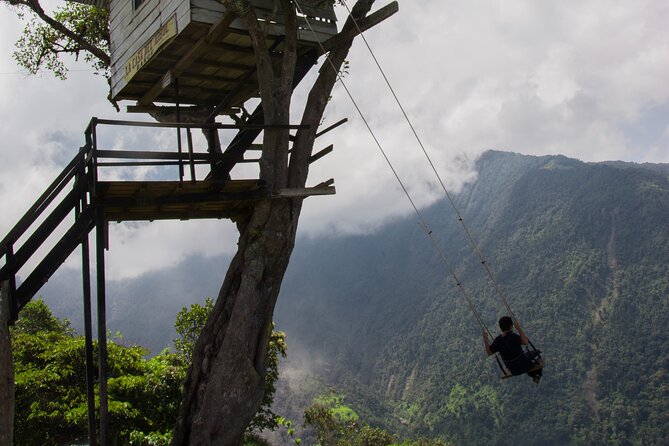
0,281 -> 14,446
172,199 -> 301,445
171,1 -> 379,444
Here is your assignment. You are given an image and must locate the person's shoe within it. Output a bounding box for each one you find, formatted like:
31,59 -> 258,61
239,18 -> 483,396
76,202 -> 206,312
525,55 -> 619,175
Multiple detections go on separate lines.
532,376 -> 541,384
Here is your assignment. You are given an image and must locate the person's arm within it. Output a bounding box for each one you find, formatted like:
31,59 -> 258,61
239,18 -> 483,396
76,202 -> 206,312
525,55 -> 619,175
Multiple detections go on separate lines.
483,331 -> 494,356
514,321 -> 529,345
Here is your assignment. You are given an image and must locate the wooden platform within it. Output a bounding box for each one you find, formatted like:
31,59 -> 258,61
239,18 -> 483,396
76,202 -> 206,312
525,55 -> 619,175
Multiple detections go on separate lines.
97,179 -> 269,221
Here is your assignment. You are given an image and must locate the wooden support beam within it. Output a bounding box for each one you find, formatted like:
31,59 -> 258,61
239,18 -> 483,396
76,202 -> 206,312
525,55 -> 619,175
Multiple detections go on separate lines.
315,178 -> 335,188
208,42 -> 255,55
138,11 -> 238,105
274,183 -> 336,198
195,58 -> 254,72
169,70 -> 246,84
309,144 -> 333,164
95,150 -> 222,162
320,2 -> 399,54
126,104 -> 240,116
316,118 -> 348,138
95,209 -> 109,446
0,280 -> 14,446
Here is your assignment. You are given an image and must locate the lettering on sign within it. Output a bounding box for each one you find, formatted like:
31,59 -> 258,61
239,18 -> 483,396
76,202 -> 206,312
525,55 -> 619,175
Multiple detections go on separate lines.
124,15 -> 177,83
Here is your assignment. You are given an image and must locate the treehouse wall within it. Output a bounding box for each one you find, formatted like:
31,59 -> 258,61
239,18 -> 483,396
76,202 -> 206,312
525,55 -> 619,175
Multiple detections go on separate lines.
109,0 -> 192,101
109,0 -> 338,105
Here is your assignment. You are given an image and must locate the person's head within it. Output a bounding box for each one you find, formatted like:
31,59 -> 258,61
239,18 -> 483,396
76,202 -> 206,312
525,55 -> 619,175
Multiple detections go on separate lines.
499,316 -> 513,332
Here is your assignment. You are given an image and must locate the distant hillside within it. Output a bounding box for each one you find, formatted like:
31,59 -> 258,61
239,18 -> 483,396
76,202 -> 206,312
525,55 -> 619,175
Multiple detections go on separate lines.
273,150 -> 669,445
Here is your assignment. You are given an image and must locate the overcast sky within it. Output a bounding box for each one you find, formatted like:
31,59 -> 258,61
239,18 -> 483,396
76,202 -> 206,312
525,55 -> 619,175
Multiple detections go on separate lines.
1,0 -> 669,281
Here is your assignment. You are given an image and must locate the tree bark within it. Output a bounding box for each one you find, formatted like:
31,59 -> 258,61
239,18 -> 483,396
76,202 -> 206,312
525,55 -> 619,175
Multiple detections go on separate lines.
0,281 -> 14,446
171,1 -> 380,444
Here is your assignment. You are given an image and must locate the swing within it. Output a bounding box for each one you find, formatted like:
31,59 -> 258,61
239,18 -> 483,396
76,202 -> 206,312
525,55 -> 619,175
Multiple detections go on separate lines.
499,349 -> 545,380
493,330 -> 545,381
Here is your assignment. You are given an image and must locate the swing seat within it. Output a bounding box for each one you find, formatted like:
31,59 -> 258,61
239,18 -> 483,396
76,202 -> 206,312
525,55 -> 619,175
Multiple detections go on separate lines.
500,356 -> 545,380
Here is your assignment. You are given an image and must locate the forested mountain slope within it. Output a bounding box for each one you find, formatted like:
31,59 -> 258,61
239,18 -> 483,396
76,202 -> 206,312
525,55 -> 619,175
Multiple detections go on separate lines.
274,150 -> 669,445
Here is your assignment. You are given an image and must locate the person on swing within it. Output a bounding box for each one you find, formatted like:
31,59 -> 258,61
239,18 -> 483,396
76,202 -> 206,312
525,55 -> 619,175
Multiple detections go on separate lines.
483,316 -> 543,383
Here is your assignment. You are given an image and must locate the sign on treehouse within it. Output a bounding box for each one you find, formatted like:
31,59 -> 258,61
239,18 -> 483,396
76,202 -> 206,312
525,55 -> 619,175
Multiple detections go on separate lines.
124,15 -> 177,83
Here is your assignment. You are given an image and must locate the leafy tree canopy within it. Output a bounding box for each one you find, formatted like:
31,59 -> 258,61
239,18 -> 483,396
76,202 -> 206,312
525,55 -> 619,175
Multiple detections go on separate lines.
11,297 -> 287,445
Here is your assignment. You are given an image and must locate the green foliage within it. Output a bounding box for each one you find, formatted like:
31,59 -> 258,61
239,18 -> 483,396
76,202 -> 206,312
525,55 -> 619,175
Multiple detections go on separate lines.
9,2 -> 110,78
304,393 -> 359,446
11,297 -> 73,336
250,328 -> 288,432
303,392 -> 451,446
11,300 -> 185,445
12,298 -> 289,444
173,298 -> 214,361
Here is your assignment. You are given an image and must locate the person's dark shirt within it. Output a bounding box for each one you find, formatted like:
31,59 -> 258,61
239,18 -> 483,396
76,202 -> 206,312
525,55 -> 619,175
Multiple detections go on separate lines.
490,332 -> 524,363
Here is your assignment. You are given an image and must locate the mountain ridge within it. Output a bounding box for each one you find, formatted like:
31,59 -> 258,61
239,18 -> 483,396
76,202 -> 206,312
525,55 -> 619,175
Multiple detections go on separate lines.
273,149 -> 669,445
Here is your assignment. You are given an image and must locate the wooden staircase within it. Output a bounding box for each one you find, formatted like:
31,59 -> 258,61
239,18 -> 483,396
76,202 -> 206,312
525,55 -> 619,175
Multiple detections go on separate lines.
0,116 -> 339,323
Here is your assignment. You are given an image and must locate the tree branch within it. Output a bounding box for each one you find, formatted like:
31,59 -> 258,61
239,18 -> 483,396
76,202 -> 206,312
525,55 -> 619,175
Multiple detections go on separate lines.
279,0 -> 297,92
288,0 -> 382,188
319,1 -> 398,54
16,0 -> 110,67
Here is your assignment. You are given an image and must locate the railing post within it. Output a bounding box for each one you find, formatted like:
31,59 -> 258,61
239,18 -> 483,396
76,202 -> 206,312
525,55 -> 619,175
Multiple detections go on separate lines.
175,79 -> 185,183
95,206 -> 109,446
4,245 -> 18,322
90,119 -> 99,204
0,279 -> 14,446
90,128 -> 108,445
75,154 -> 97,446
187,128 -> 196,182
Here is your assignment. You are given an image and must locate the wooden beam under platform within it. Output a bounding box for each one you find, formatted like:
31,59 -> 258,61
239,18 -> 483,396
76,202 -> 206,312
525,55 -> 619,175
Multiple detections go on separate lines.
126,104 -> 240,117
96,179 -> 269,222
274,179 -> 336,198
95,177 -> 335,221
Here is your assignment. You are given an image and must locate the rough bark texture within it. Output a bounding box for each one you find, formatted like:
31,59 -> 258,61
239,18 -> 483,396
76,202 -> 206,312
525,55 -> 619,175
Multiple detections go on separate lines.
171,1 -> 378,445
0,281 -> 14,446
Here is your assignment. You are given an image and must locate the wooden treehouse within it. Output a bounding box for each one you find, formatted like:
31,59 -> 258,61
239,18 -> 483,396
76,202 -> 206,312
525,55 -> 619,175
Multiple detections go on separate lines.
108,0 -> 337,108
1,0 -> 399,444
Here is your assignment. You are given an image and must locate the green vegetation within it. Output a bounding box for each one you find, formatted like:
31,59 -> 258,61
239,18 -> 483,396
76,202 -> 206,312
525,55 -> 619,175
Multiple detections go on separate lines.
12,299 -> 184,445
303,392 -> 452,446
8,1 -> 110,78
11,298 -> 286,445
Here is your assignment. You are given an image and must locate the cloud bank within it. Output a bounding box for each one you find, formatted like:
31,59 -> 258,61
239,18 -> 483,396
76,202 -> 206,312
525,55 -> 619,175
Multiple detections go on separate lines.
1,0 -> 669,279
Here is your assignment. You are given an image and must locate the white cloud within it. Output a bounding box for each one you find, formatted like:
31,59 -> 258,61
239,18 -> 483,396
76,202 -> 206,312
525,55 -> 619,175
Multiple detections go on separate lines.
2,0 -> 669,278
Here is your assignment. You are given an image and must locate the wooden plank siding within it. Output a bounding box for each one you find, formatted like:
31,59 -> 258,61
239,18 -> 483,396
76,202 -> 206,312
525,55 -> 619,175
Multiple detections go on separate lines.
111,0 -> 192,98
110,0 -> 337,104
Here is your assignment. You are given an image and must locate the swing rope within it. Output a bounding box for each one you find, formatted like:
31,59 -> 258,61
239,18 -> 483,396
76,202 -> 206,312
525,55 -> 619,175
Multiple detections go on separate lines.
336,0 -> 541,360
336,0 -> 519,320
335,0 -> 542,356
293,0 -> 494,338
294,1 -> 542,377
